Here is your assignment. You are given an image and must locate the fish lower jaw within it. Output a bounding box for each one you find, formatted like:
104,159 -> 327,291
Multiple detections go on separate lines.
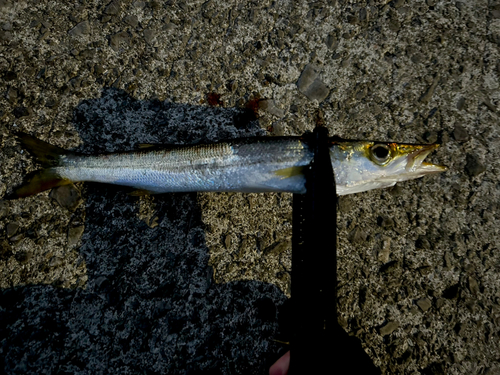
336,181 -> 397,196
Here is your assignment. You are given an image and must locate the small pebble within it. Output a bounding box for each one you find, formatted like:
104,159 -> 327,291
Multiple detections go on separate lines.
0,202 -> 8,218
143,29 -> 155,44
296,64 -> 330,102
2,21 -> 12,31
6,87 -> 17,104
94,275 -> 109,290
419,75 -> 439,104
359,8 -> 367,21
393,0 -> 405,9
325,33 -> 337,50
110,31 -> 130,50
105,0 -> 121,15
482,96 -> 496,112
224,235 -> 232,249
49,255 -> 63,267
348,227 -> 368,244
424,130 -> 438,143
49,185 -> 82,211
3,71 -> 17,81
124,15 -> 139,27
377,237 -> 391,264
258,99 -> 284,117
13,106 -> 30,118
0,30 -> 13,42
68,225 -> 85,247
453,124 -> 469,141
380,260 -> 399,274
68,21 -> 90,36
15,250 -> 31,264
133,1 -> 146,9
468,276 -> 479,295
416,236 -> 431,250
271,122 -> 284,136
465,154 -> 486,177
337,196 -> 354,212
297,64 -> 318,90
411,53 -> 424,64
416,297 -> 432,312
442,283 -> 459,299
377,216 -> 394,229
41,20 -> 52,29
380,321 -> 399,336
6,222 -> 19,237
262,240 -> 290,256
435,298 -> 445,310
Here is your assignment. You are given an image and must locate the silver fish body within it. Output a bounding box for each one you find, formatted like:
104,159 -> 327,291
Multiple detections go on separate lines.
56,136 -> 446,195
11,134 -> 447,198
57,138 -> 313,194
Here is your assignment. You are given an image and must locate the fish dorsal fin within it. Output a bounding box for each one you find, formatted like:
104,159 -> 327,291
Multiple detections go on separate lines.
136,143 -> 184,150
137,143 -> 158,149
274,166 -> 305,179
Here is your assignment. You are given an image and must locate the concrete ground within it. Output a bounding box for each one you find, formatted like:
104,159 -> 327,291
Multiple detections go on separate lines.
1,0 -> 499,374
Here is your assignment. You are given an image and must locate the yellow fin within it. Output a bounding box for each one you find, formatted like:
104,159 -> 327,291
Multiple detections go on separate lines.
137,144 -> 157,149
16,132 -> 69,167
5,133 -> 76,199
8,170 -> 71,199
128,189 -> 152,196
271,339 -> 290,345
274,166 -> 304,179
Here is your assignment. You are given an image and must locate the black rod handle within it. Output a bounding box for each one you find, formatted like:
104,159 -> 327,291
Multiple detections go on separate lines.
289,127 -> 380,374
290,127 -> 337,373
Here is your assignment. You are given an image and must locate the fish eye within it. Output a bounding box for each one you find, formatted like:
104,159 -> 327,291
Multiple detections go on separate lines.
371,144 -> 391,164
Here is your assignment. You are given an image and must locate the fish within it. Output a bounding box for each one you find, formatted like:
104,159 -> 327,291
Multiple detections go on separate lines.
7,132 -> 447,198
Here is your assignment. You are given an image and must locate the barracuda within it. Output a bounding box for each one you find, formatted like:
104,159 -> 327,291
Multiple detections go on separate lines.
8,133 -> 446,198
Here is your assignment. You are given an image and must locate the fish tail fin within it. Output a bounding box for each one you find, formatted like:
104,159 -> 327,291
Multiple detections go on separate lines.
6,133 -> 73,199
7,170 -> 72,199
16,132 -> 70,167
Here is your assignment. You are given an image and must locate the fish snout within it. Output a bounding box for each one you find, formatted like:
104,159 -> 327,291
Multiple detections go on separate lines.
406,144 -> 447,173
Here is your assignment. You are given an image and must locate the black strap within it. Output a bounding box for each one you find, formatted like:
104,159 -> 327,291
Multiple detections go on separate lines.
289,127 -> 380,374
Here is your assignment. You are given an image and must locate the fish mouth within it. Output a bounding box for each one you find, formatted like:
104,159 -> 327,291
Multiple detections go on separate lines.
406,144 -> 447,173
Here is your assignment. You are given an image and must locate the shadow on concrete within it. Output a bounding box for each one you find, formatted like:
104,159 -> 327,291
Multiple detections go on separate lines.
0,89 -> 288,374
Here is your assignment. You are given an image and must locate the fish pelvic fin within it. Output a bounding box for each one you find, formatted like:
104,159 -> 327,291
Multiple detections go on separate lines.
16,132 -> 72,167
6,133 -> 75,199
128,189 -> 153,196
274,166 -> 305,179
7,170 -> 72,199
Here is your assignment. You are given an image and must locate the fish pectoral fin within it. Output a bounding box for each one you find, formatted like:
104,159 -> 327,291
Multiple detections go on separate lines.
273,166 -> 305,179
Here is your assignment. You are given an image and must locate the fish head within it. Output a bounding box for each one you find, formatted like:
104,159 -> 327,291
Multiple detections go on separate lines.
331,140 -> 447,195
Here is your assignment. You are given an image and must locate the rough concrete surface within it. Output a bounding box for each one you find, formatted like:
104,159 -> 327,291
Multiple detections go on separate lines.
0,0 -> 499,374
